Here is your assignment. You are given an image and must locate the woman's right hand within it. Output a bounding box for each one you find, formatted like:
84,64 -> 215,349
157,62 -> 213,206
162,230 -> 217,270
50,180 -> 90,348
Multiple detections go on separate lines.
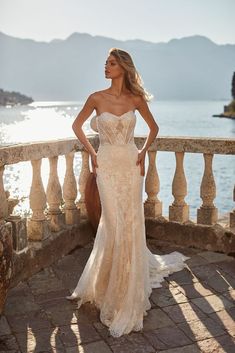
91,152 -> 98,176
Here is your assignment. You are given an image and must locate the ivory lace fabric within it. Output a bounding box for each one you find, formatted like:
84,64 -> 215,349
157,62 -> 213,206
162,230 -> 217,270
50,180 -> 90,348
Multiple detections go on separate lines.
71,111 -> 189,337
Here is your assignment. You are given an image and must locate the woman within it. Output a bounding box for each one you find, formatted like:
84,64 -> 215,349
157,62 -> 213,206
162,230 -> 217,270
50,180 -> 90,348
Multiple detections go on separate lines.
67,48 -> 189,337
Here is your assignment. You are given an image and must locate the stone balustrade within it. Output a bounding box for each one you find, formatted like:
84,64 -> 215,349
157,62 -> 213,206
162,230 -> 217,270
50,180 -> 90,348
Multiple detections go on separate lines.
0,135 -> 235,254
143,136 -> 235,227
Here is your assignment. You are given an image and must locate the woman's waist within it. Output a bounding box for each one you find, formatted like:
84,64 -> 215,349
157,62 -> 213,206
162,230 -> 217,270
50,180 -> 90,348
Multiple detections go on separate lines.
98,142 -> 138,150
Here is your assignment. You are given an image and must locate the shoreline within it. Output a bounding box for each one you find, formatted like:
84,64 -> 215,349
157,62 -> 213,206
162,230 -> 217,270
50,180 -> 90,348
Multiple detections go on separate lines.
212,113 -> 235,119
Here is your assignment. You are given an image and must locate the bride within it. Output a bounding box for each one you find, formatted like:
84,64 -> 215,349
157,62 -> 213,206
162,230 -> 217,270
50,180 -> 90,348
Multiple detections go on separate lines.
67,47 -> 189,337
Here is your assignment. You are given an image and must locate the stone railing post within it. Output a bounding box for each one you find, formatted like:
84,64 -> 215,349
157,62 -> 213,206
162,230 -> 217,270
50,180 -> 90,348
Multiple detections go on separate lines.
229,184 -> 235,229
46,156 -> 64,232
77,151 -> 90,218
63,152 -> 80,225
28,159 -> 50,240
0,166 -> 8,223
144,150 -> 162,217
169,152 -> 189,222
197,153 -> 218,225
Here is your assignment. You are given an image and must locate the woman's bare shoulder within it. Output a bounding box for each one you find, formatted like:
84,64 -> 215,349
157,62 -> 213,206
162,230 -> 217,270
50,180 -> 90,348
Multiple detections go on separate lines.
91,89 -> 109,98
132,94 -> 146,109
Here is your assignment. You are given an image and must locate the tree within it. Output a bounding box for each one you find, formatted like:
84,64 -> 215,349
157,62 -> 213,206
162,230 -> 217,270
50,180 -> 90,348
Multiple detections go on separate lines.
232,72 -> 235,99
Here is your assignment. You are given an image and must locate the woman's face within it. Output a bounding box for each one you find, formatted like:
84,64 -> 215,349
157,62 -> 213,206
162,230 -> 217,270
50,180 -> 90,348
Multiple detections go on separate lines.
104,54 -> 124,79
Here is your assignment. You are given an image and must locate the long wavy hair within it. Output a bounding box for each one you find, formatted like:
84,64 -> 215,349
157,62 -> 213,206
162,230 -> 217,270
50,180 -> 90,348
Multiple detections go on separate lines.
108,48 -> 153,102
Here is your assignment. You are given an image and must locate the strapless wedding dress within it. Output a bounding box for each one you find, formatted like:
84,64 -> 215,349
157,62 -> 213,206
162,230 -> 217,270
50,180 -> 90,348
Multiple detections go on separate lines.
68,110 -> 189,337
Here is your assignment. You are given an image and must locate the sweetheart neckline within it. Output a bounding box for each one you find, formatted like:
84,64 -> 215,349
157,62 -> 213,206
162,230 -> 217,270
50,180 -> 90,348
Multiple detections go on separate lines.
96,110 -> 135,119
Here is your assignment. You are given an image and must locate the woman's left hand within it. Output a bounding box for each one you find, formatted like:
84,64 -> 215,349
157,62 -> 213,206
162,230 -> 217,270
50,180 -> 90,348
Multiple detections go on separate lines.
136,149 -> 146,176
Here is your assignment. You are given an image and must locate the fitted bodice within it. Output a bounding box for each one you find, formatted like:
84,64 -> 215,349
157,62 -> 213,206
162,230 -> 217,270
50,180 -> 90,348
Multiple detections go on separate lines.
90,111 -> 136,145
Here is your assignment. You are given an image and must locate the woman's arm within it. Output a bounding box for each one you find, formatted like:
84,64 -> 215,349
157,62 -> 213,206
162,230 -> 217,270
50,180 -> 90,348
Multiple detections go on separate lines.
72,93 -> 99,175
72,94 -> 97,157
136,97 -> 159,152
135,97 -> 159,176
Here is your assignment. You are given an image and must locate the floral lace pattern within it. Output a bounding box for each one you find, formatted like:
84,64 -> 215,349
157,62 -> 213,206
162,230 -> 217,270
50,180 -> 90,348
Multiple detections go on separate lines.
71,111 -> 189,337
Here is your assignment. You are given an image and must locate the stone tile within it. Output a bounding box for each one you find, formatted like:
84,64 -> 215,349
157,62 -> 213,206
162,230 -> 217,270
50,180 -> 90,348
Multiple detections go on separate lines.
54,272 -> 84,291
44,300 -> 99,327
45,306 -> 78,326
178,282 -> 214,299
38,295 -> 75,311
167,268 -> 198,286
3,294 -> 40,316
7,310 -> 52,333
209,308 -> 235,335
66,340 -> 112,353
198,251 -> 234,264
0,335 -> 19,351
34,288 -> 70,304
93,321 -> 125,345
190,264 -> 219,281
16,327 -> 65,353
163,302 -> 206,323
197,334 -> 235,353
70,247 -> 92,267
178,317 -> 225,341
144,326 -> 192,349
53,254 -> 85,274
108,332 -> 155,353
143,331 -> 167,350
93,322 -> 154,352
206,273 -> 235,293
52,255 -> 85,290
223,289 -> 235,302
28,267 -> 65,295
58,323 -> 101,346
7,281 -> 32,298
142,308 -> 175,331
159,245 -> 199,256
76,302 -> 100,323
159,344 -> 201,353
150,286 -> 188,307
184,254 -> 209,268
149,297 -> 157,308
216,261 -> 235,279
0,316 -> 11,336
92,322 -> 117,345
192,294 -> 234,314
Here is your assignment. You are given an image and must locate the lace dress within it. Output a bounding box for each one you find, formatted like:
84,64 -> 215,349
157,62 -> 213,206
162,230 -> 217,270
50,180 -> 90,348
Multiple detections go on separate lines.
69,110 -> 189,337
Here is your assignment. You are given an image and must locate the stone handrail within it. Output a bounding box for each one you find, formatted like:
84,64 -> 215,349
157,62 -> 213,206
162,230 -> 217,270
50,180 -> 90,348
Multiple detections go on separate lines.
0,135 -> 234,167
0,135 -> 235,253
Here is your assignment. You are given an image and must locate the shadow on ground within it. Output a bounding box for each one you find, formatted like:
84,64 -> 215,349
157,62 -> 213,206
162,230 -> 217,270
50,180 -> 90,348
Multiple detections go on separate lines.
1,240 -> 235,353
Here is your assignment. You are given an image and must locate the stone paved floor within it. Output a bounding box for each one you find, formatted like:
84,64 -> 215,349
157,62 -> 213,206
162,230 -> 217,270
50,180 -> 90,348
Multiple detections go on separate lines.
1,240 -> 235,353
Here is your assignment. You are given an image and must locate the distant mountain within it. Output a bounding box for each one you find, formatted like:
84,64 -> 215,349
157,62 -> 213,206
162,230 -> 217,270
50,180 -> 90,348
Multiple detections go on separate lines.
0,88 -> 33,106
0,31 -> 234,101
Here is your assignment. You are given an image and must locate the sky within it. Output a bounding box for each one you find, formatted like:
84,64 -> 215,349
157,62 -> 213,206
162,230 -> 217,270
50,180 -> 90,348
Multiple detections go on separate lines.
0,0 -> 235,44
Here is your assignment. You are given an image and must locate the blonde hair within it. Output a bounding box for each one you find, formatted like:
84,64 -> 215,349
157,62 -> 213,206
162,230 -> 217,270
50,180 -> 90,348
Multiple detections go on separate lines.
108,48 -> 153,102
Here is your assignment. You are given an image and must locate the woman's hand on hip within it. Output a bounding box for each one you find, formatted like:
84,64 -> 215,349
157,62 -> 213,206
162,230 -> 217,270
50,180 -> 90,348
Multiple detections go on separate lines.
91,153 -> 98,177
136,149 -> 146,176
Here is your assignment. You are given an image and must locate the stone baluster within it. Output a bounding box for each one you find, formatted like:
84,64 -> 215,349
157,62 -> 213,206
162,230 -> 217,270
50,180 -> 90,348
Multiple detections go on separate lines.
77,151 -> 90,218
144,150 -> 162,218
229,184 -> 235,229
169,152 -> 189,222
46,156 -> 64,232
63,152 -> 80,225
197,153 -> 218,225
28,159 -> 50,240
0,166 -> 8,223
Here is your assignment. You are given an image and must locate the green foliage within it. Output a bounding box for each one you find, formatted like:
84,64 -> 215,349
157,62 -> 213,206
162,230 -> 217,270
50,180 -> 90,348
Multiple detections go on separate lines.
227,99 -> 235,113
232,72 -> 235,99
